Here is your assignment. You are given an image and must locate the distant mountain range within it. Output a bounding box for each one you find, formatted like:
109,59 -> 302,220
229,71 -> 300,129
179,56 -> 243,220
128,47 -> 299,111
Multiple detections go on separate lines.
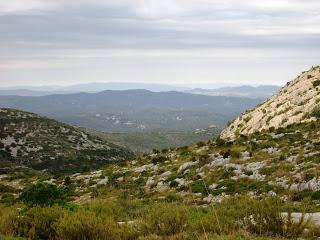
0,83 -> 279,98
186,85 -> 280,99
0,82 -> 187,96
0,89 -> 261,133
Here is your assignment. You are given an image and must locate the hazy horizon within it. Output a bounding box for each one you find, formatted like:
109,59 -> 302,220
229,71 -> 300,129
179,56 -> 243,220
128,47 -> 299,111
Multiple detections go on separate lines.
1,0 -> 319,87
0,81 -> 282,91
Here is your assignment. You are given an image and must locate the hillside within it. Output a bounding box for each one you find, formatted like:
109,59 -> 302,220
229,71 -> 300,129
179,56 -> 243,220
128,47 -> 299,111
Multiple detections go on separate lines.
221,66 -> 320,140
2,69 -> 320,239
2,113 -> 320,239
87,127 -> 219,153
0,108 -> 133,173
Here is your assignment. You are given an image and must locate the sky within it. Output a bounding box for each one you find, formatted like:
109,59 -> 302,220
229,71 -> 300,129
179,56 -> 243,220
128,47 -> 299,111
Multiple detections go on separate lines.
0,0 -> 319,88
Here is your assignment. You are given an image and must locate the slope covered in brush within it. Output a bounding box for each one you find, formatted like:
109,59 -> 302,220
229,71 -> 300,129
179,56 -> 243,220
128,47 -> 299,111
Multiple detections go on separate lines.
0,108 -> 133,173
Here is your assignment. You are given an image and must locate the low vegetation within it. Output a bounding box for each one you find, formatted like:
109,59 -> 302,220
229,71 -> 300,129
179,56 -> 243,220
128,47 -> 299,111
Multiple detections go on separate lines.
0,197 -> 318,240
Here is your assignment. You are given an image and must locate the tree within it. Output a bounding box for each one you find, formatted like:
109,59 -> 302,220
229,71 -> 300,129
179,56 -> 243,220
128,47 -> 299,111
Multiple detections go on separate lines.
20,183 -> 68,207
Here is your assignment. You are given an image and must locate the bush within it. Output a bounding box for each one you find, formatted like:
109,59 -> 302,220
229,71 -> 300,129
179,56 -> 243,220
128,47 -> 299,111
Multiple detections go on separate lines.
0,194 -> 15,205
191,197 -> 309,238
19,183 -> 68,207
0,205 -> 18,236
312,79 -> 320,87
55,210 -> 122,240
151,156 -> 167,164
311,106 -> 320,118
17,205 -> 64,240
244,198 -> 308,238
291,190 -> 312,201
190,181 -> 207,194
141,203 -> 188,236
215,137 -> 226,147
311,190 -> 320,200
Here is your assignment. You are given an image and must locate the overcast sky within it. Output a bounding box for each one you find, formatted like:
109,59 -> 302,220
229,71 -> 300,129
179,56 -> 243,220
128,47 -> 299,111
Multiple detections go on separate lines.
0,0 -> 319,88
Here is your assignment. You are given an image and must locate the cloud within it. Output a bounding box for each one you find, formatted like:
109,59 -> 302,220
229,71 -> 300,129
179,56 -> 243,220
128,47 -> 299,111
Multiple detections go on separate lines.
0,0 -> 56,15
0,0 -> 319,86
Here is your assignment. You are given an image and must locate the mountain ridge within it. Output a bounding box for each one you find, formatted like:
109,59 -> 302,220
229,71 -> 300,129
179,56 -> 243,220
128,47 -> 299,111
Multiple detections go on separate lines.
0,90 -> 261,133
221,66 -> 320,140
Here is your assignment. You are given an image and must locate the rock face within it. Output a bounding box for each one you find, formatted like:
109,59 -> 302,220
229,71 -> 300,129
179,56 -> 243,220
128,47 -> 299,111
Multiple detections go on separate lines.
0,108 -> 133,173
221,66 -> 320,140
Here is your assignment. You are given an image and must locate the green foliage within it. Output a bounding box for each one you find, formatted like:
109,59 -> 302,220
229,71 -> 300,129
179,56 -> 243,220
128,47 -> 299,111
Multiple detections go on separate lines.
244,198 -> 308,238
291,190 -> 312,201
312,79 -> 320,87
0,205 -> 18,237
0,184 -> 17,194
244,115 -> 252,123
311,106 -> 320,118
140,203 -> 188,236
0,197 -> 314,240
215,137 -> 226,147
16,205 -> 64,240
151,155 -> 168,164
311,190 -> 320,200
190,180 -> 207,194
0,194 -> 15,205
19,183 -> 68,207
55,210 -> 124,240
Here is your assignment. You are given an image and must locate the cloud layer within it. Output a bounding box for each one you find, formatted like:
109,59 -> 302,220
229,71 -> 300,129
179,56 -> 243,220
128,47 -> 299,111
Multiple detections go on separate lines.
0,0 -> 319,87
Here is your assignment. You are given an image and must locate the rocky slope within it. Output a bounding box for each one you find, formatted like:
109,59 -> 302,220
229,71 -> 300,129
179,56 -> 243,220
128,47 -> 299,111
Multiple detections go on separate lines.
16,118 -> 319,208
221,66 -> 320,140
0,108 -> 133,173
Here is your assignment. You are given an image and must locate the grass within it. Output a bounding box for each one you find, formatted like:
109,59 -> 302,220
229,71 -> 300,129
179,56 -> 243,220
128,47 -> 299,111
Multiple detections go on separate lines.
0,196 -> 316,240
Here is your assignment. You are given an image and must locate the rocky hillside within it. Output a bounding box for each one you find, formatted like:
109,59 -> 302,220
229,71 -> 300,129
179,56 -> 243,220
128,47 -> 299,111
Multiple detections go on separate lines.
15,118 -> 319,209
221,66 -> 320,140
0,108 -> 133,173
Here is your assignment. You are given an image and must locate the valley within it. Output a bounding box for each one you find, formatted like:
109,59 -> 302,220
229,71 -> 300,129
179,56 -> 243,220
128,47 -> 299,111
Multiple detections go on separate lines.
1,66 -> 320,239
0,90 -> 261,152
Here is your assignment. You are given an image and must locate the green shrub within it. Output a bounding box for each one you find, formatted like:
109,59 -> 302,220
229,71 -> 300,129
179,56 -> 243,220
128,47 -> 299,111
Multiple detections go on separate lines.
215,137 -> 226,147
17,205 -> 64,240
0,184 -> 17,193
19,183 -> 68,207
196,141 -> 206,147
141,203 -> 188,236
245,198 -> 308,238
312,79 -> 320,87
0,205 -> 18,236
151,156 -> 167,164
311,106 -> 320,118
311,190 -> 320,200
55,210 -> 123,240
244,116 -> 252,123
190,181 -> 207,194
0,194 -> 15,205
193,197 -> 308,238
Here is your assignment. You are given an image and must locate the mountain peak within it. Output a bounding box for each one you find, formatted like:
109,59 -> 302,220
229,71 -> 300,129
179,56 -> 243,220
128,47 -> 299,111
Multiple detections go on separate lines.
221,66 -> 320,140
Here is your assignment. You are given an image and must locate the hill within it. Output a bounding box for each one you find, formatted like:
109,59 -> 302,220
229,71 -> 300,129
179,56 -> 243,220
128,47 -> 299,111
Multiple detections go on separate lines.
221,66 -> 320,140
0,108 -> 133,174
0,90 -> 261,133
187,85 -> 279,98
